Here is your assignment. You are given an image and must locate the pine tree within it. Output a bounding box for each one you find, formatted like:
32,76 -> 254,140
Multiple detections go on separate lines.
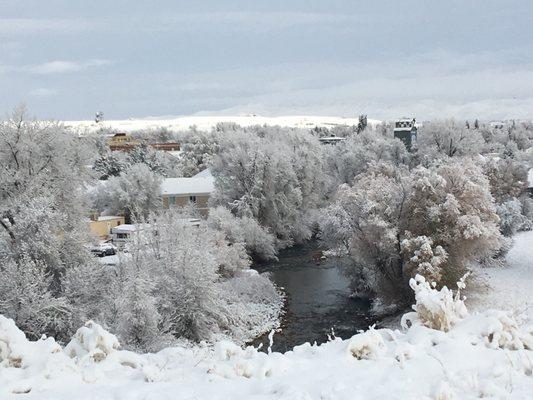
357,114 -> 368,133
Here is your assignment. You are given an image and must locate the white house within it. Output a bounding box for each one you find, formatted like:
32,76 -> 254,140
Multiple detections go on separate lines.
111,224 -> 137,243
161,169 -> 215,215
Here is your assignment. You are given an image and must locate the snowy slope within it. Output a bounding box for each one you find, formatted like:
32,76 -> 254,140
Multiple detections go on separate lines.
470,230 -> 533,324
64,115 -> 381,133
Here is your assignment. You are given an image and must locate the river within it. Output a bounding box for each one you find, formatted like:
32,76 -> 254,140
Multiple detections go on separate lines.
251,241 -> 374,353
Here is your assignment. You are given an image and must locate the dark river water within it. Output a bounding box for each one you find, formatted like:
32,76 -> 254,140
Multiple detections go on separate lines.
251,241 -> 374,353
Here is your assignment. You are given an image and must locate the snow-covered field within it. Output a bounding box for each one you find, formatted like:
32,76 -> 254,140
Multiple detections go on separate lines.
470,230 -> 533,326
64,115 -> 381,133
1,233 -> 532,399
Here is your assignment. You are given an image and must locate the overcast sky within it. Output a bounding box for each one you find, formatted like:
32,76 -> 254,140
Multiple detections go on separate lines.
1,0 -> 532,121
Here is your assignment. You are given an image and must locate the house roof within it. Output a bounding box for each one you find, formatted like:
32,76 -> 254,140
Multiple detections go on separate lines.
528,168 -> 533,189
161,174 -> 215,196
193,168 -> 213,178
112,224 -> 136,233
97,216 -> 123,221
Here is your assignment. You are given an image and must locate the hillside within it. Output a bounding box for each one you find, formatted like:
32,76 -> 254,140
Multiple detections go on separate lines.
64,115 -> 381,133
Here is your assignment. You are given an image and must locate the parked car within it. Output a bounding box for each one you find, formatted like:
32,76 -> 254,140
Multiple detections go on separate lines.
90,242 -> 117,257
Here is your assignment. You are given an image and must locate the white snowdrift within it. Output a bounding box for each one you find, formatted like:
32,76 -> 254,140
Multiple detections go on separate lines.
470,230 -> 533,326
1,275 -> 532,399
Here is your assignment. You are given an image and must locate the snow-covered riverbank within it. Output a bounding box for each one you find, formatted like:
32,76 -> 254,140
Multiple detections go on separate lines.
1,233 -> 532,399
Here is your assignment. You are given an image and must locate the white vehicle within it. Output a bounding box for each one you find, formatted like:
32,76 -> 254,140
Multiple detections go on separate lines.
89,242 -> 117,257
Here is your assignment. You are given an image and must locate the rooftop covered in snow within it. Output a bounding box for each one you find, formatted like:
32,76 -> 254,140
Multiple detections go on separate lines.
161,171 -> 214,196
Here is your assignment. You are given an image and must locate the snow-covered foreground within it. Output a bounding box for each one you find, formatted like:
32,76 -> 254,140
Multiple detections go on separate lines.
64,114 -> 381,133
2,269 -> 532,399
470,230 -> 533,325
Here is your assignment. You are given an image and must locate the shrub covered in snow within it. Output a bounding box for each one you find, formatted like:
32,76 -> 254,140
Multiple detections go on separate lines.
64,320 -> 120,361
401,274 -> 468,332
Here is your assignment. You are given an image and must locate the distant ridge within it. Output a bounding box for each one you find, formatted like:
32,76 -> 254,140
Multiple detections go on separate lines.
64,115 -> 381,133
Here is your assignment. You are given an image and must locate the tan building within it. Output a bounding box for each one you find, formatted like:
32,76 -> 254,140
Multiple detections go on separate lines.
90,216 -> 125,239
107,133 -> 139,151
161,169 -> 214,216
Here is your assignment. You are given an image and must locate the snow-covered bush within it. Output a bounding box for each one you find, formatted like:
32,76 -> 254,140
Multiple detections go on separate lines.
401,274 -> 468,332
496,198 -> 532,236
64,320 -> 120,361
479,310 -> 533,350
401,235 -> 448,283
346,327 -> 386,360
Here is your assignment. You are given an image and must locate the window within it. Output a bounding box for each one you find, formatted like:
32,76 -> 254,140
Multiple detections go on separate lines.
189,195 -> 197,203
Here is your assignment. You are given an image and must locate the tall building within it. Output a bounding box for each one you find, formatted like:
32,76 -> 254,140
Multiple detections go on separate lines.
394,118 -> 418,150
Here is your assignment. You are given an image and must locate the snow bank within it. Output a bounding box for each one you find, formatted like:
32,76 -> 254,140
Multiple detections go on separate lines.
1,272 -> 533,399
470,230 -> 533,325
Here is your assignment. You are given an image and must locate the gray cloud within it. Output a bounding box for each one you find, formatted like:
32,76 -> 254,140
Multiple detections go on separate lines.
0,0 -> 532,120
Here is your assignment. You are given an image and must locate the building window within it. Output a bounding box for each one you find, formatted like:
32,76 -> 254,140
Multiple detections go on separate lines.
189,195 -> 197,203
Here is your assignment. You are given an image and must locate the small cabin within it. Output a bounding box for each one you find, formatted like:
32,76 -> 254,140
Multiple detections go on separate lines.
394,118 -> 418,150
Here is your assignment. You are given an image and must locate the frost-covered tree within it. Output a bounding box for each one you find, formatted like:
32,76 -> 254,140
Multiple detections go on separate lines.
417,120 -> 484,158
496,198 -> 532,237
0,107 -> 98,339
482,157 -> 529,203
357,114 -> 368,133
100,209 -> 282,348
178,130 -> 220,177
114,259 -> 169,351
211,129 -> 327,247
325,130 -> 410,188
0,256 -> 70,339
93,151 -> 128,179
126,144 -> 178,177
320,159 -> 503,305
207,206 -> 277,261
0,107 -> 94,283
94,164 -> 162,220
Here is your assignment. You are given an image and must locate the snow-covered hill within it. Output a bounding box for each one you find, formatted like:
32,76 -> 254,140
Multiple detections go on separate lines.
64,115 -> 381,133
